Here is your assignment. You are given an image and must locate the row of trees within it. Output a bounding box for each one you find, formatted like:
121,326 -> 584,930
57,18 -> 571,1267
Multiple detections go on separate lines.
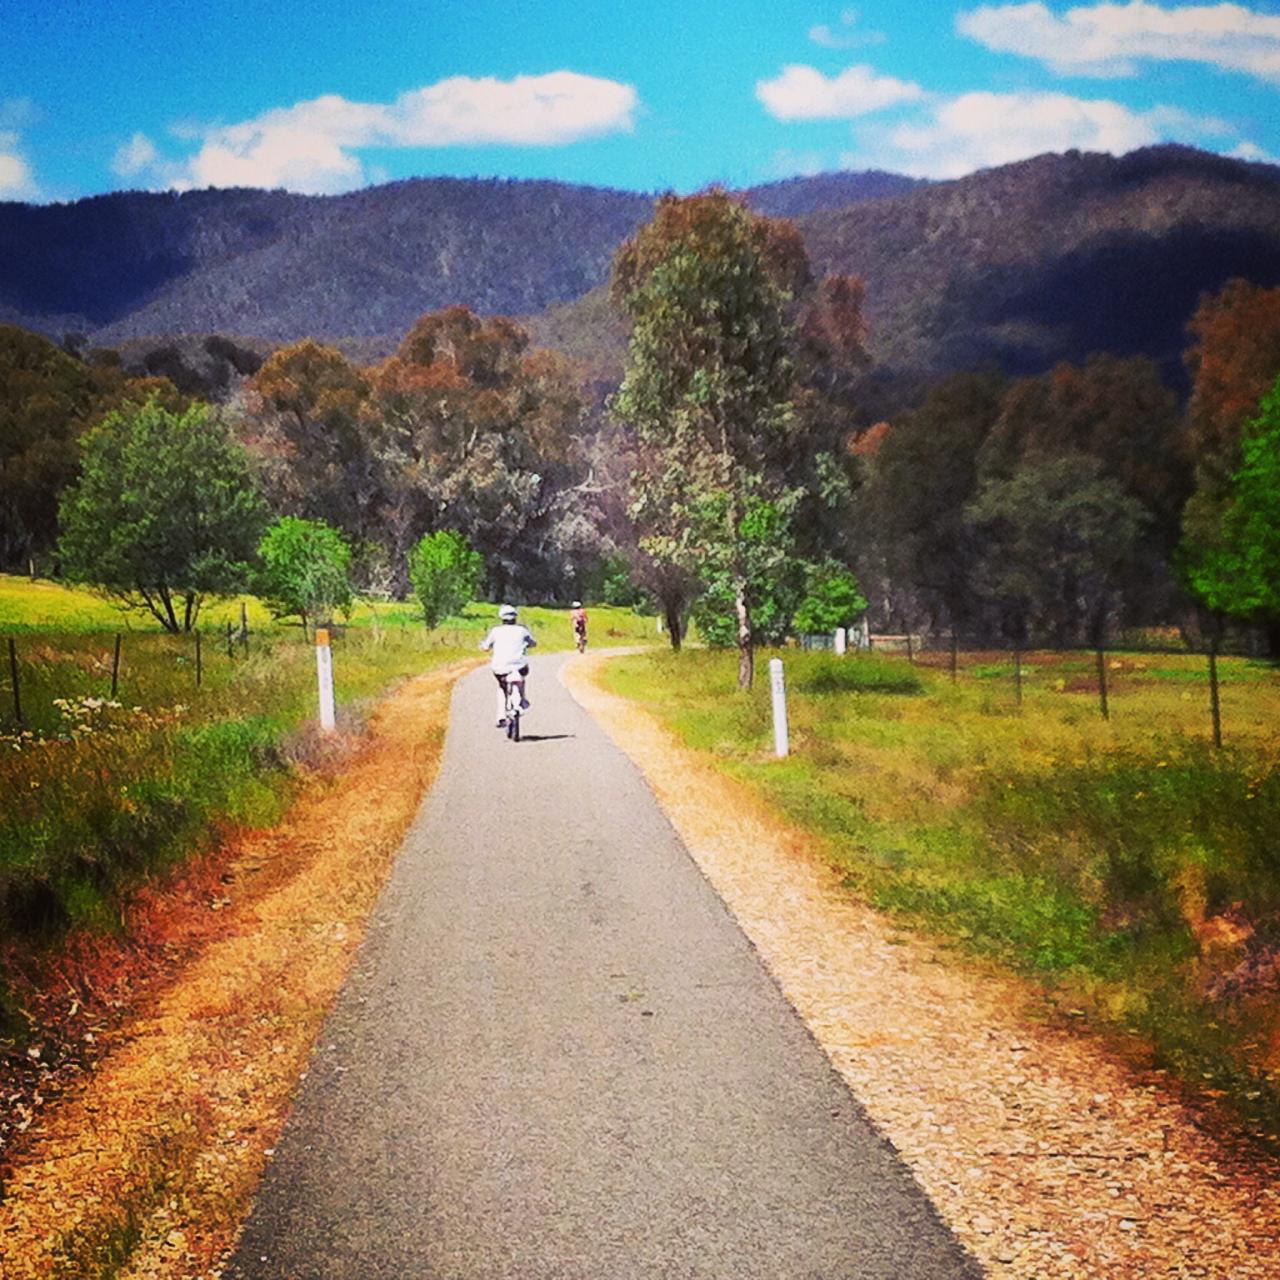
606,193 -> 1280,680
835,282 -> 1280,656
4,196 -> 1279,676
0,326 -> 197,572
1,307 -> 606,604
55,397 -> 488,634
243,308 -> 599,601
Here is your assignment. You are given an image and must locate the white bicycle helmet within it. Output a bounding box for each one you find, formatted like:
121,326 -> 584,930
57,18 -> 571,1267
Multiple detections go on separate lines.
498,604 -> 518,621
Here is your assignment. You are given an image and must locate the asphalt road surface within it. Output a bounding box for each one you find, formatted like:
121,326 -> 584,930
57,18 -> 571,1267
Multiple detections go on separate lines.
229,653 -> 981,1279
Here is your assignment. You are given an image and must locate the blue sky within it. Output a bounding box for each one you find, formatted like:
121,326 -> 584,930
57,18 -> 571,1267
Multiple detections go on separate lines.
4,1 -> 1280,202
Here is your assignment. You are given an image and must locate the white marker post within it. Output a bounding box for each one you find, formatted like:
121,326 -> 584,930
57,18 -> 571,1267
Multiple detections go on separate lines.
834,626 -> 847,656
769,657 -> 789,758
315,627 -> 336,733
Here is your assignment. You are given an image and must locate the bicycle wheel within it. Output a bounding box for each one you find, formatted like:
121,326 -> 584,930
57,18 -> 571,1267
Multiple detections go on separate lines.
507,709 -> 520,741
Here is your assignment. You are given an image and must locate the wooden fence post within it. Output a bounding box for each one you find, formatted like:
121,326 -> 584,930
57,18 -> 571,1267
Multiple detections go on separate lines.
950,628 -> 958,682
111,634 -> 122,699
1208,624 -> 1223,749
1014,646 -> 1023,707
1096,645 -> 1109,720
195,631 -> 203,687
7,637 -> 22,727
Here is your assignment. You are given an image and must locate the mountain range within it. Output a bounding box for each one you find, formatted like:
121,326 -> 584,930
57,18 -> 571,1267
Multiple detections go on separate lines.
3,146 -> 1279,401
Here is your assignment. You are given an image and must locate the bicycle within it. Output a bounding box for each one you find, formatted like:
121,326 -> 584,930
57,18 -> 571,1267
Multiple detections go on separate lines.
498,670 -> 526,742
574,624 -> 588,655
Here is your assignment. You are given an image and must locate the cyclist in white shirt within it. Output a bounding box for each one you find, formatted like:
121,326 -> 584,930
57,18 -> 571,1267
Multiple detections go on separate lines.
481,604 -> 536,727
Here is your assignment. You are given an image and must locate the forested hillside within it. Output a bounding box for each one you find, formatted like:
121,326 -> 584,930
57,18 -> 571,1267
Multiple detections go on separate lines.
5,146 -> 1279,402
0,179 -> 654,341
802,145 -> 1280,393
0,170 -> 913,347
538,146 -> 1280,400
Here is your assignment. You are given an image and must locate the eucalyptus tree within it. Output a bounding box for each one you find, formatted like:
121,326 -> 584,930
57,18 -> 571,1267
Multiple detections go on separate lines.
611,191 -> 807,688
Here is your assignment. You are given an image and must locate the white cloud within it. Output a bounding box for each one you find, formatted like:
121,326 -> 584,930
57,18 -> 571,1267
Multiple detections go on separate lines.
1229,139 -> 1279,163
957,2 -> 1280,82
0,129 -> 37,200
809,9 -> 886,49
847,89 -> 1234,177
756,64 -> 925,120
382,73 -> 638,146
131,72 -> 639,194
112,132 -> 159,178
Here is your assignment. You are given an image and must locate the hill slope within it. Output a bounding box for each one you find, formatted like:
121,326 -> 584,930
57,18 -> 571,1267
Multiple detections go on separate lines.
4,147 -> 1278,397
0,179 -> 655,342
534,146 -> 1280,396
0,171 -> 914,346
801,145 -> 1280,391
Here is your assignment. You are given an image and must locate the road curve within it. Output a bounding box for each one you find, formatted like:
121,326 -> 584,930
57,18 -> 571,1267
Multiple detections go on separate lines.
228,651 -> 980,1279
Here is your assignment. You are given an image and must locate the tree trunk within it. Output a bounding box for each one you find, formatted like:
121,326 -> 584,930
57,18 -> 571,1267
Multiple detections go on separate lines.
159,587 -> 181,634
735,586 -> 753,690
663,597 -> 683,651
1266,617 -> 1280,662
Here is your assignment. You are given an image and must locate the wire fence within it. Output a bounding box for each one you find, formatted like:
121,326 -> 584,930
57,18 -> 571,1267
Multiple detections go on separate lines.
0,613 -> 492,739
794,622 -> 1280,750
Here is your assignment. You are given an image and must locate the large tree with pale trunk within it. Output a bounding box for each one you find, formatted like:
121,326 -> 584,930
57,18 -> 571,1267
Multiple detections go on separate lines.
610,190 -> 809,689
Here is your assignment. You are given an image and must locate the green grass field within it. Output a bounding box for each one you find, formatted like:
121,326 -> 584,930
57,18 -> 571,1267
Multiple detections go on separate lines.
0,573 -> 656,644
602,645 -> 1280,1141
0,575 -> 656,985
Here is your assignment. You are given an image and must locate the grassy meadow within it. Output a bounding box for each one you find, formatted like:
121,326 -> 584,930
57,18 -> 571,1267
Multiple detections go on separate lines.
602,644 -> 1280,1138
0,574 -> 654,967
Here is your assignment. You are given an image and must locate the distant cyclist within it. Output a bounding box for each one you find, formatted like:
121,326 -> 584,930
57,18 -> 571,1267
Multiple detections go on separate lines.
571,600 -> 588,653
481,604 -> 536,727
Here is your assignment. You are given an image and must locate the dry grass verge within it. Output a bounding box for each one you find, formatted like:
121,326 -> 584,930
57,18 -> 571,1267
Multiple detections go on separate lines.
563,653 -> 1280,1279
0,660 -> 475,1279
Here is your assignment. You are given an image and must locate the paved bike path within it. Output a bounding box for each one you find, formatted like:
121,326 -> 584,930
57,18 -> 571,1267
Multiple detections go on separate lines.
229,653 -> 980,1279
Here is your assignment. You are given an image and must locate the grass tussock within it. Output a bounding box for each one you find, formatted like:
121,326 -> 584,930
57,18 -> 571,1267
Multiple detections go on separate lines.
602,645 -> 1280,1141
791,653 -> 924,696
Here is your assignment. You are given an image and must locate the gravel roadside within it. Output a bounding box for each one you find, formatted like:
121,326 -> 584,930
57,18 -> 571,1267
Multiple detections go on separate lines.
562,652 -> 1280,1278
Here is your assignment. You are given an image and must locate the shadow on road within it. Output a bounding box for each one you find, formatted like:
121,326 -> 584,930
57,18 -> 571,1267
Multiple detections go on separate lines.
517,733 -> 575,743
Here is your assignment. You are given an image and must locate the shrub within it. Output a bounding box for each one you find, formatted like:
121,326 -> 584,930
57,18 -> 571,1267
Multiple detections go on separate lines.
792,560 -> 867,637
257,517 -> 353,630
408,530 -> 484,628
